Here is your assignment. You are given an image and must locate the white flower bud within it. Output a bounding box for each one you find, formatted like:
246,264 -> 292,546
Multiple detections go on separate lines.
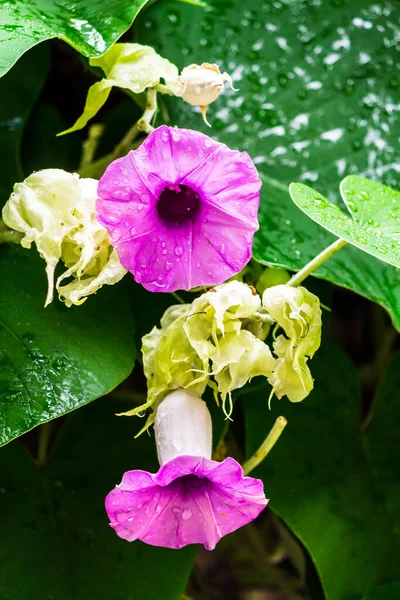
154,389 -> 212,466
174,63 -> 235,126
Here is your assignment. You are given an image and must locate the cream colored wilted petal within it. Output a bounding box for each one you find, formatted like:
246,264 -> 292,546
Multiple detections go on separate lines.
60,43 -> 179,135
121,304 -> 209,434
262,284 -> 322,403
2,168 -> 127,307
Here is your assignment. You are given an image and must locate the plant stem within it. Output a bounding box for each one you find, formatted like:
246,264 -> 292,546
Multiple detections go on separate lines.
80,123 -> 104,169
113,88 -> 157,158
78,89 -> 158,178
0,229 -> 23,244
171,291 -> 185,304
37,422 -> 53,466
287,238 -> 347,287
242,416 -> 287,475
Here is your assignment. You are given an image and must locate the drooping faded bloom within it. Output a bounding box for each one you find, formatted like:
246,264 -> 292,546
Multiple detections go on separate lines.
106,389 -> 267,550
262,285 -> 322,402
173,63 -> 235,126
2,169 -> 126,306
120,281 -> 274,432
97,126 -> 261,293
60,44 -> 179,135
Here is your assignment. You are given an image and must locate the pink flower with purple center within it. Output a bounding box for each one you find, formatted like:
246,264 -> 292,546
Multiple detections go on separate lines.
105,389 -> 268,550
96,126 -> 261,292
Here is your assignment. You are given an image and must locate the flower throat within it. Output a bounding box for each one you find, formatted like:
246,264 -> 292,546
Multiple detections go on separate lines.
157,184 -> 200,224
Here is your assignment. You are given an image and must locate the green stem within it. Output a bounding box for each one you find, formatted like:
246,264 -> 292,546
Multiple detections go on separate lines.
171,291 -> 185,304
113,88 -> 157,159
80,123 -> 104,169
37,422 -> 53,466
0,228 -> 23,244
78,89 -> 158,179
287,238 -> 347,287
242,416 -> 287,475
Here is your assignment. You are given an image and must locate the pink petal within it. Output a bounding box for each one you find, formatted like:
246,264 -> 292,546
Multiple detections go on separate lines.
105,456 -> 268,550
97,126 -> 262,292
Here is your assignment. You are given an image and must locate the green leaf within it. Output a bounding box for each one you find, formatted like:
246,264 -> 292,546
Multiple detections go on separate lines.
289,177 -> 400,269
364,353 -> 400,545
244,343 -> 399,600
255,176 -> 400,331
362,582 -> 400,599
0,245 -> 136,446
0,0 -> 151,79
137,0 -> 400,328
0,398 -> 196,599
22,101 -> 81,174
60,44 -> 178,135
0,43 -> 49,207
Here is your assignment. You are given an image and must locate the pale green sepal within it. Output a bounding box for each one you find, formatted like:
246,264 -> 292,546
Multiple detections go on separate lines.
262,284 -> 322,403
58,80 -> 113,136
59,43 -> 179,135
124,304 -> 209,432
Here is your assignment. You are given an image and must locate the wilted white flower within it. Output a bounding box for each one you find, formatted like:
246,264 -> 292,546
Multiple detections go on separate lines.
2,169 -> 126,306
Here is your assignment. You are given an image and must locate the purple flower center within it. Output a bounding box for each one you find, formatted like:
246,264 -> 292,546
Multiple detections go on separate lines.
157,184 -> 200,224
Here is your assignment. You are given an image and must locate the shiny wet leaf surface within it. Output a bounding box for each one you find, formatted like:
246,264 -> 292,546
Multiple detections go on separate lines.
0,0 -> 150,78
138,0 -> 400,328
0,246 -> 136,445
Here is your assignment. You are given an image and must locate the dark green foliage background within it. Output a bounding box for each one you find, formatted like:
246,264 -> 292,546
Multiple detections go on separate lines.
0,0 -> 399,598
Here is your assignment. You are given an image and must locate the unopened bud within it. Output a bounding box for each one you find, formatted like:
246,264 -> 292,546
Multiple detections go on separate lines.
174,63 -> 235,126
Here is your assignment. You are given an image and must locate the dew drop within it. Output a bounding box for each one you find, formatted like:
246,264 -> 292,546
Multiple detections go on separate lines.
347,201 -> 358,212
175,246 -> 184,257
182,509 -> 192,521
172,506 -> 181,514
162,249 -> 168,255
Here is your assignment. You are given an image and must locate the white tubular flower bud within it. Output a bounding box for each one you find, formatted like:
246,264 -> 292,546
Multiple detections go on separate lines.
154,389 -> 212,466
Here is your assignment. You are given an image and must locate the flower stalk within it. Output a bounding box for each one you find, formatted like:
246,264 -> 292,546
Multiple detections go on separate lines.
288,238 -> 347,287
242,416 -> 287,475
113,88 -> 157,158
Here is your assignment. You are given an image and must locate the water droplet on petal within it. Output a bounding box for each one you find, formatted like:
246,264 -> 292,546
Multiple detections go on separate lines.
182,509 -> 192,520
175,246 -> 184,257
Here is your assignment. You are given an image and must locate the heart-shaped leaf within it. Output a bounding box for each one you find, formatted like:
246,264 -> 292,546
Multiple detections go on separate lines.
289,176 -> 400,269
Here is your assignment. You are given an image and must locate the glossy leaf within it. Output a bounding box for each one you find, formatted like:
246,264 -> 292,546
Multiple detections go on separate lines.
0,43 -> 49,207
364,353 -> 400,544
0,398 -> 196,599
255,176 -> 400,331
244,343 -> 399,600
0,245 -> 135,445
138,0 -> 400,329
362,582 -> 400,599
0,0 -> 151,78
289,177 -> 400,269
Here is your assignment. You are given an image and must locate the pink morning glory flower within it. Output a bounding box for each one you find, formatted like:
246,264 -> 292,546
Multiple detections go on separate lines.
96,126 -> 261,292
105,389 -> 267,550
